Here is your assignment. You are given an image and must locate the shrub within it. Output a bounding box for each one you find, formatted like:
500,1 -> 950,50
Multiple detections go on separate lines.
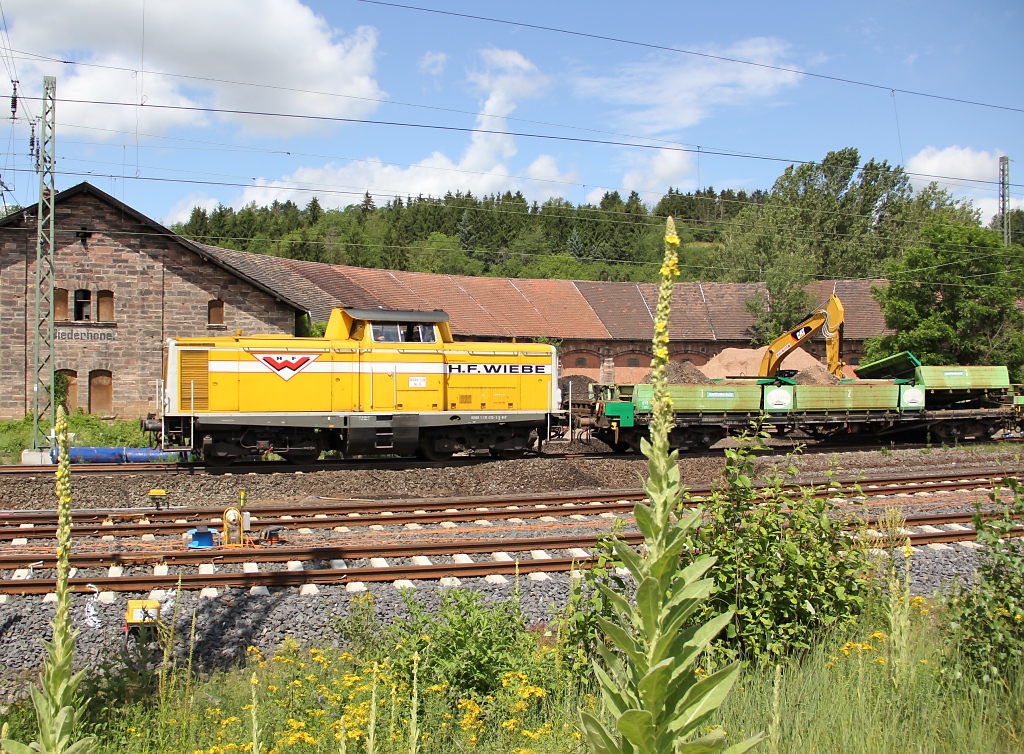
683,436 -> 873,661
382,587 -> 545,699
944,478 -> 1024,685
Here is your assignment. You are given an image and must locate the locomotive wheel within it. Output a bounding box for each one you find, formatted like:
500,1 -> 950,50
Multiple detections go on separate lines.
490,448 -> 526,460
203,453 -> 235,468
282,450 -> 321,465
417,443 -> 454,462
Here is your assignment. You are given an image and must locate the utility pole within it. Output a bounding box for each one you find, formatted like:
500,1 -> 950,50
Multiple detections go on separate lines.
30,76 -> 56,453
999,155 -> 1011,247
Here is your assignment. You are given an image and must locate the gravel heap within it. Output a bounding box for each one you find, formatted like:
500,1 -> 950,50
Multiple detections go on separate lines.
794,362 -> 842,385
559,374 -> 596,399
702,346 -> 820,379
639,361 -> 711,384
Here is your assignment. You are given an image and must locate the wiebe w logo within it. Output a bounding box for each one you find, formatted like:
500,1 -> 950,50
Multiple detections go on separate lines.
253,353 -> 321,381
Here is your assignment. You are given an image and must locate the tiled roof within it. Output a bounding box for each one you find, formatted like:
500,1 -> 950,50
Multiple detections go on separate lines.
195,244 -> 340,318
700,282 -> 762,340
575,282 -> 655,339
188,244 -> 891,343
806,279 -> 891,339
512,279 -> 610,339
449,276 -> 549,337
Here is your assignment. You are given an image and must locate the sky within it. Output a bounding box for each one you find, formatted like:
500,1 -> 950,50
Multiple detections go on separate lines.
1,0 -> 1021,229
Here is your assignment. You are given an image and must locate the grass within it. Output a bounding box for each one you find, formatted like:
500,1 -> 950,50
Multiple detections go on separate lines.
2,595 -> 1021,753
716,603 -> 1024,753
0,412 -> 150,464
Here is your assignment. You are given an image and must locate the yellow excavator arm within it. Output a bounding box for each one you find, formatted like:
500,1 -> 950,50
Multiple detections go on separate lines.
759,294 -> 846,379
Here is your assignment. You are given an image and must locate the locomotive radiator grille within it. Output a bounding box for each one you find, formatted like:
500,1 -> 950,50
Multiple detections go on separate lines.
179,350 -> 210,412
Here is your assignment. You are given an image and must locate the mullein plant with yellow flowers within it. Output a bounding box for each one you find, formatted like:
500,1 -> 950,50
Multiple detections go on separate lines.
579,218 -> 762,754
1,407 -> 96,754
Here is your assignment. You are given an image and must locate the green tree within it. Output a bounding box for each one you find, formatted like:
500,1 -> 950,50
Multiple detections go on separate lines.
744,252 -> 814,345
865,219 -> 1024,379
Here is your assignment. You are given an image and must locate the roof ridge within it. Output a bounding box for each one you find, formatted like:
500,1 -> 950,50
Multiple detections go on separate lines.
698,283 -> 717,341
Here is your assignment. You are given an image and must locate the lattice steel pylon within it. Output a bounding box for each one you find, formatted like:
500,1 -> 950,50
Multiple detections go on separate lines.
30,76 -> 56,451
998,156 -> 1011,247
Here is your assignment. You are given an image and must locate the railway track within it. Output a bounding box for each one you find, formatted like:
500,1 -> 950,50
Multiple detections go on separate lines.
2,438 -> 1007,477
0,512 -> 1016,596
0,467 -> 1017,541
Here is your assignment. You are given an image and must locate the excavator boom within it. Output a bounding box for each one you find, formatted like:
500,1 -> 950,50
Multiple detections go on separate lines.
759,294 -> 846,378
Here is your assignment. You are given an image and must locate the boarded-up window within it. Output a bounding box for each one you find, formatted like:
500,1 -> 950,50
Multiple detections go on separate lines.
97,290 -> 114,322
73,290 -> 91,321
88,370 -> 112,415
58,370 -> 78,413
208,299 -> 224,325
54,289 -> 68,320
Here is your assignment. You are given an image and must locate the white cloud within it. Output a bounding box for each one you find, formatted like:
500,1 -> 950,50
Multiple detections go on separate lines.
418,51 -> 448,76
575,37 -> 801,135
9,0 -> 383,137
905,146 -> 1009,223
237,48 -> 571,209
622,149 -> 696,198
905,145 -> 1002,186
162,194 -> 220,226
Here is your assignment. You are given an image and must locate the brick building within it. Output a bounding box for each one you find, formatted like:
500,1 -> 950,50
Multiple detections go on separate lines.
0,183 -> 305,420
197,245 -> 889,385
0,183 -> 891,420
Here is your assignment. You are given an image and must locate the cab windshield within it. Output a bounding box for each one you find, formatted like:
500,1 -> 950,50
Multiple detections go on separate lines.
370,322 -> 437,344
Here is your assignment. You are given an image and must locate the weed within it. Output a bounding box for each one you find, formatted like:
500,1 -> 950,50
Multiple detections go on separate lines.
944,477 -> 1024,685
683,438 -> 873,661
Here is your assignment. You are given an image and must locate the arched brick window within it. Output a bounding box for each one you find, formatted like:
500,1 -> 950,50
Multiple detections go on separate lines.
73,289 -> 91,321
57,370 -> 78,413
97,290 -> 114,322
54,289 -> 68,320
88,370 -> 112,415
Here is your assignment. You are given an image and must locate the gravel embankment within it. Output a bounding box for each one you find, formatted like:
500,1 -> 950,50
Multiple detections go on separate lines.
2,443 -> 1021,511
0,443 -> 1015,698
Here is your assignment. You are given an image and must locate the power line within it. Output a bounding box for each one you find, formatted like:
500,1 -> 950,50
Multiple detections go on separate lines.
357,0 -> 1024,115
4,164 -> 1017,267
15,221 -> 1021,293
47,143 -> 1014,242
6,47 -> 736,154
20,95 -> 1024,192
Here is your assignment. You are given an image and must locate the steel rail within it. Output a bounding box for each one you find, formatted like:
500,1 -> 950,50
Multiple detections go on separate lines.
0,557 -> 588,594
0,509 -> 994,570
0,532 -> 647,569
1,467 -> 1018,533
3,438 -> 1013,478
3,526 -> 1021,595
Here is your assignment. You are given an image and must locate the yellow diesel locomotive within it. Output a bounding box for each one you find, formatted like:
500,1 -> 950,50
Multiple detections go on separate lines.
155,307 -> 560,464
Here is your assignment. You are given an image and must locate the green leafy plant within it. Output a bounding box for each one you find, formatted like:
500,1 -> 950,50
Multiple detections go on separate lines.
556,528 -> 626,679
580,218 -> 760,754
683,438 -> 872,661
383,587 -> 538,699
1,407 -> 96,754
944,478 -> 1024,685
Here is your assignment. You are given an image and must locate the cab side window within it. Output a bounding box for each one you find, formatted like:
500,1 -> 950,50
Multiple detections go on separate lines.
401,323 -> 437,343
371,323 -> 401,343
